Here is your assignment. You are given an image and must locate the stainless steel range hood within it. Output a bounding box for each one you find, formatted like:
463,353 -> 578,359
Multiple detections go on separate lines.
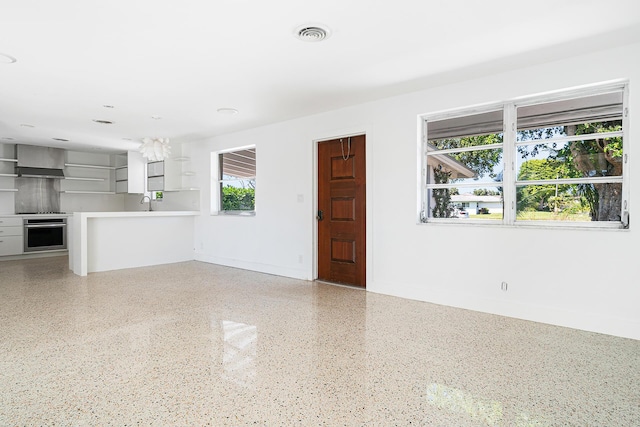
16,166 -> 65,179
16,145 -> 65,178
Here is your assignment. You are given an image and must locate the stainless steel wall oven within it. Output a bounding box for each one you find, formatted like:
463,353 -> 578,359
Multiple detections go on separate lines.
23,217 -> 67,252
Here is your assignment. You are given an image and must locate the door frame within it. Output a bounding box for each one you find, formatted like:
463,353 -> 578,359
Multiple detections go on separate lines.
312,128 -> 371,288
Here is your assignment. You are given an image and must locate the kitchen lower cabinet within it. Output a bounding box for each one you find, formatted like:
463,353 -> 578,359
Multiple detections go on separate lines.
0,216 -> 23,256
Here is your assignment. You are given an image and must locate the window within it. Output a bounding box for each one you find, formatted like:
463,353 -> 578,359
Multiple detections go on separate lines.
217,147 -> 256,214
421,83 -> 628,228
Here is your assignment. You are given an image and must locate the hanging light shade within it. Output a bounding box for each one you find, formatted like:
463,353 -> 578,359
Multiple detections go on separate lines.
140,137 -> 171,161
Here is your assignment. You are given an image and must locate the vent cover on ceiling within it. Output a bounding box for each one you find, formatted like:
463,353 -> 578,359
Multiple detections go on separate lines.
296,26 -> 329,42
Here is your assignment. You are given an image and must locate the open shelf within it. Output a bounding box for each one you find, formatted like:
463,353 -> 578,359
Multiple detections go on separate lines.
64,177 -> 106,182
0,158 -> 18,163
0,173 -> 18,177
60,190 -> 116,195
65,163 -> 115,170
0,188 -> 18,192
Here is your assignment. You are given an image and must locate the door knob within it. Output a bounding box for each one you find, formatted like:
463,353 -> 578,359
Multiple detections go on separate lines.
317,210 -> 324,221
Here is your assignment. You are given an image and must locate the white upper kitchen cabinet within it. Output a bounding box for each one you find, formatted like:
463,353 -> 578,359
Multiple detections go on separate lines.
115,151 -> 146,194
145,144 -> 187,192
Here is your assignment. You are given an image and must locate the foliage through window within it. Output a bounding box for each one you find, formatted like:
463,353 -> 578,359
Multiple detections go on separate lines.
421,84 -> 628,228
219,147 -> 256,213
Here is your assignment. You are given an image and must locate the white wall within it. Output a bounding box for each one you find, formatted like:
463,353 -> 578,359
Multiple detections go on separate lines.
184,41 -> 640,340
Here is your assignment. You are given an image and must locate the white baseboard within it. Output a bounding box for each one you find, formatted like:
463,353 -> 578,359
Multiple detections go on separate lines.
194,252 -> 311,281
369,280 -> 640,341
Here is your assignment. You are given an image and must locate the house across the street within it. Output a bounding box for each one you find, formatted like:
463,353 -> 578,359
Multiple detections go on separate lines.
451,193 -> 503,215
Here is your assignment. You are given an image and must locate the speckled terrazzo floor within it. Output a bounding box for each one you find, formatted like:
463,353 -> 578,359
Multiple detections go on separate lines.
1,257 -> 639,426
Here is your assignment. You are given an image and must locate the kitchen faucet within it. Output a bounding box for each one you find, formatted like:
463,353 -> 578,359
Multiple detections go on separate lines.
140,195 -> 152,211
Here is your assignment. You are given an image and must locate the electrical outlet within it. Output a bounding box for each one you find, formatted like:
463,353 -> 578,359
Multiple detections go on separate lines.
501,281 -> 508,291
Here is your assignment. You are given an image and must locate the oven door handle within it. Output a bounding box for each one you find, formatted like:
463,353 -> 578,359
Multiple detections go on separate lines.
25,224 -> 67,229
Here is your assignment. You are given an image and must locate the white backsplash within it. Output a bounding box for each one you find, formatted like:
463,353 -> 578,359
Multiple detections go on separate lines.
123,190 -> 200,212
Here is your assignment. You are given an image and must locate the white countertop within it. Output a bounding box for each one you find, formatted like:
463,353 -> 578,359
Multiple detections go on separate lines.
5,211 -> 200,219
72,211 -> 200,218
5,213 -> 71,218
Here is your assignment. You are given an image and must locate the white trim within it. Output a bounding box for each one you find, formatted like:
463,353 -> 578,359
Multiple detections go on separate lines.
502,103 -> 516,225
420,103 -> 505,123
514,220 -> 624,229
515,131 -> 623,147
217,144 -> 255,154
516,176 -> 623,186
621,84 -> 630,228
418,118 -> 427,223
426,182 -> 504,189
427,143 -> 503,156
210,152 -> 219,214
511,79 -> 628,107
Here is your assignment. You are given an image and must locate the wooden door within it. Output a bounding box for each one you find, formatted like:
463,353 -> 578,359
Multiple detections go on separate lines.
317,135 -> 366,287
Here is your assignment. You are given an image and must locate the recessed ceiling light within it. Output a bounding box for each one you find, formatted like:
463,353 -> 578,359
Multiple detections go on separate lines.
217,108 -> 239,115
93,119 -> 114,124
52,138 -> 69,142
295,25 -> 330,42
151,115 -> 162,120
0,53 -> 17,64
20,124 -> 35,128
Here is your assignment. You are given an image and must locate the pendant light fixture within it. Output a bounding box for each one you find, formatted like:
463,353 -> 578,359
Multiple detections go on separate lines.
139,137 -> 171,161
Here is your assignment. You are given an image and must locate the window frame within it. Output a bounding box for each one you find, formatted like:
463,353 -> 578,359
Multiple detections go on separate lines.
212,145 -> 256,216
420,82 -> 629,229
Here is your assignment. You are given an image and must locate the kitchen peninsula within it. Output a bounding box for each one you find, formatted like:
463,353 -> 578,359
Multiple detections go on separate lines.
69,211 -> 199,276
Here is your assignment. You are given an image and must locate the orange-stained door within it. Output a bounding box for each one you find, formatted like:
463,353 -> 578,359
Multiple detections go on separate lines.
317,135 -> 366,287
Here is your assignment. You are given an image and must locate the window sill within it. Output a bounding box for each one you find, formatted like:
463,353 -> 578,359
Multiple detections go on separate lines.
212,211 -> 256,217
418,219 -> 628,231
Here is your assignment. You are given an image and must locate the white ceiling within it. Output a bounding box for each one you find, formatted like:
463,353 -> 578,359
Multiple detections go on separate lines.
1,0 -> 639,153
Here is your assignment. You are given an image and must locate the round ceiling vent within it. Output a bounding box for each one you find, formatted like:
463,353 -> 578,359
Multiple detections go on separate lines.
296,25 -> 330,42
